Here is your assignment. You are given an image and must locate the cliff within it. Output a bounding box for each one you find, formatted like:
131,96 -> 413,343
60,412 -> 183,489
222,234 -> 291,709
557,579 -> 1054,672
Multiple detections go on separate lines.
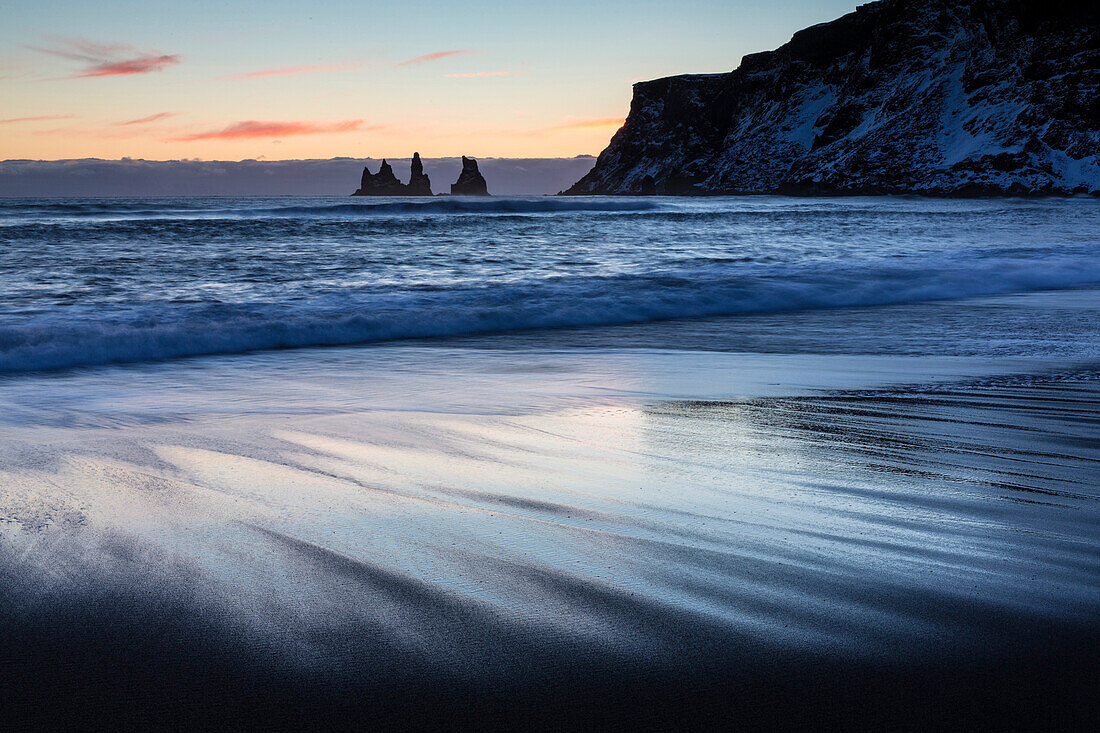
565,0 -> 1100,196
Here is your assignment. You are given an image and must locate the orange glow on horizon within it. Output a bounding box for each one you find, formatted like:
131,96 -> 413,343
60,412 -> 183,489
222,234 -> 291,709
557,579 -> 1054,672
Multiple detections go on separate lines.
542,117 -> 625,132
3,114 -> 627,159
221,64 -> 361,80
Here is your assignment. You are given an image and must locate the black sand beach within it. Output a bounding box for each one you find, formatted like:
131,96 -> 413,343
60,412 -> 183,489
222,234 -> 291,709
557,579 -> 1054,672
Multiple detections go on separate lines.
2,289 -> 1098,730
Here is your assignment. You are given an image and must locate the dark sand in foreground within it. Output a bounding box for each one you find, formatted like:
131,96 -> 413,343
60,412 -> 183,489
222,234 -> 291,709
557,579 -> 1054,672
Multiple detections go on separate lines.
1,304 -> 1098,730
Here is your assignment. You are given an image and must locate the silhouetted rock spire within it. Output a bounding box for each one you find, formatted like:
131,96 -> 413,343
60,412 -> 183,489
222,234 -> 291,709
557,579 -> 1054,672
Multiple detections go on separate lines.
352,155 -> 492,196
450,156 -> 489,196
406,152 -> 432,196
375,159 -> 399,186
353,159 -> 406,195
352,156 -> 433,196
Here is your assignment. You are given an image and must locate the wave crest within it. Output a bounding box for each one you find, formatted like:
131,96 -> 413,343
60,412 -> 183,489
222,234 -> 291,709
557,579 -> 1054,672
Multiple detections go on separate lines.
266,199 -> 662,217
2,255 -> 1097,373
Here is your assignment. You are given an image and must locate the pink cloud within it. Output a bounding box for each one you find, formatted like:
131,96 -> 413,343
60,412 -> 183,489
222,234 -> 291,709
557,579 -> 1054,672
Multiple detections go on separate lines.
171,119 -> 376,141
443,71 -> 526,78
74,55 -> 180,77
0,114 -> 76,124
396,49 -> 475,67
222,63 -> 359,80
31,37 -> 181,79
114,112 -> 177,126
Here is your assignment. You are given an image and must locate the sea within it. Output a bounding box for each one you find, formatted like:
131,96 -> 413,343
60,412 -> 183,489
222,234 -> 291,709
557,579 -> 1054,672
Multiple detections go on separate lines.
1,195 -> 1098,372
1,195 -> 1098,729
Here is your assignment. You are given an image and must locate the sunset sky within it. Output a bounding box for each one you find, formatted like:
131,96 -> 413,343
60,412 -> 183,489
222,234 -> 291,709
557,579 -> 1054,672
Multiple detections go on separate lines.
1,0 -> 859,160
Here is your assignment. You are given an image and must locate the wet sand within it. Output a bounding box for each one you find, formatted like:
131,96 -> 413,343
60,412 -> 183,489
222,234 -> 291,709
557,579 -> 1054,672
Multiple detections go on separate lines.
1,297 -> 1098,730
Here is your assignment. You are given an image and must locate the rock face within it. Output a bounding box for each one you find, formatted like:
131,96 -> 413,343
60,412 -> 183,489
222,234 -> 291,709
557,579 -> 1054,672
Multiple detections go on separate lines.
565,0 -> 1100,196
354,159 -> 406,195
450,156 -> 490,195
352,157 -> 433,196
406,152 -> 433,196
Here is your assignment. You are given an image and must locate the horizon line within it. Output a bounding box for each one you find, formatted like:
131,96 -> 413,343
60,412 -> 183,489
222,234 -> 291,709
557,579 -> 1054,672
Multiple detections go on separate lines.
1,154 -> 599,164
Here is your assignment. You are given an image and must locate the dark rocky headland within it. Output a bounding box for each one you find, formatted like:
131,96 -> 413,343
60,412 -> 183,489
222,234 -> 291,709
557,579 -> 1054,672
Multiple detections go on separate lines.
566,0 -> 1099,196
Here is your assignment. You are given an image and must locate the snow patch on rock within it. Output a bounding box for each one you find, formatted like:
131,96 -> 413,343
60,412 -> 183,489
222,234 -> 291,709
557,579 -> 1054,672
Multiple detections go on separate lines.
566,0 -> 1099,197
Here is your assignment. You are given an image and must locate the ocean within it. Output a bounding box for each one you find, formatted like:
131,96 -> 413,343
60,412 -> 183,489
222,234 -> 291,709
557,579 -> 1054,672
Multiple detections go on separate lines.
2,196 -> 1099,372
1,195 -> 1098,729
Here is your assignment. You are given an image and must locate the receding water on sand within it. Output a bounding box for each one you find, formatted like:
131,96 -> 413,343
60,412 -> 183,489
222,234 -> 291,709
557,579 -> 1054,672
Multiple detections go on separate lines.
1,195 -> 1098,728
1,290 -> 1098,729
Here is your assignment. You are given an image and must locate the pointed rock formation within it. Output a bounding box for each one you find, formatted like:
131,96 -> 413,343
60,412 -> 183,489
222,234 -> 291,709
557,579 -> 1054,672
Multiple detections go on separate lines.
352,155 -> 435,196
450,156 -> 489,196
406,152 -> 433,196
353,159 -> 408,195
374,159 -> 399,186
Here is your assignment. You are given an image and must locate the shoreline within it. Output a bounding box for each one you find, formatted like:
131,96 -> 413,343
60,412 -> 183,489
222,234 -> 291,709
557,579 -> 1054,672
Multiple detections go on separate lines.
2,342 -> 1098,729
1,202 -> 1096,729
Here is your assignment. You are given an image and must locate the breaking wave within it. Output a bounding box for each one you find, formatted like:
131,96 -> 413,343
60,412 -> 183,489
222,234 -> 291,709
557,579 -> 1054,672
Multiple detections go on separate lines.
2,255 -> 1098,373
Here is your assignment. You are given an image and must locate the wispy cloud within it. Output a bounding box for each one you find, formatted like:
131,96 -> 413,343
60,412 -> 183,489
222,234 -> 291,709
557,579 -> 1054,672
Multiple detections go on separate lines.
31,36 -> 181,79
443,71 -> 525,78
114,112 -> 177,126
221,63 -> 359,80
462,117 -> 624,138
170,119 -> 376,141
33,124 -> 180,139
0,114 -> 76,124
542,117 -> 625,132
73,55 -> 179,78
435,116 -> 626,140
396,49 -> 475,67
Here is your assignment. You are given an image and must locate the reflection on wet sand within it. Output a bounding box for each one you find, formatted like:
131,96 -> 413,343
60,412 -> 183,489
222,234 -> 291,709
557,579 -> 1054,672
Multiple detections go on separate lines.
1,358 -> 1097,728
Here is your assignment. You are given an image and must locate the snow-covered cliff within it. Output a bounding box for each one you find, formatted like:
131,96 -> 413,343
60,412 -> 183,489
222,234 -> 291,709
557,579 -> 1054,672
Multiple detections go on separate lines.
566,0 -> 1099,196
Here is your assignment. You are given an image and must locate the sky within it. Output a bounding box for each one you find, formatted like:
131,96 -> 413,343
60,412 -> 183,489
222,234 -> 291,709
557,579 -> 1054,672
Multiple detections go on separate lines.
0,0 -> 860,160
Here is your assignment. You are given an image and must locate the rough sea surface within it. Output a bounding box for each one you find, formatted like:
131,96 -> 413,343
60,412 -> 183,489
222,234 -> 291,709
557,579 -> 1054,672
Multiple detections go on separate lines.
2,196 -> 1098,372
0,196 -> 1098,730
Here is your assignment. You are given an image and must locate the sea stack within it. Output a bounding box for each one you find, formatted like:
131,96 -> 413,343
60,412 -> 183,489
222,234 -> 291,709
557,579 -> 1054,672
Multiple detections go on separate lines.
406,152 -> 432,196
450,156 -> 489,196
353,159 -> 407,196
